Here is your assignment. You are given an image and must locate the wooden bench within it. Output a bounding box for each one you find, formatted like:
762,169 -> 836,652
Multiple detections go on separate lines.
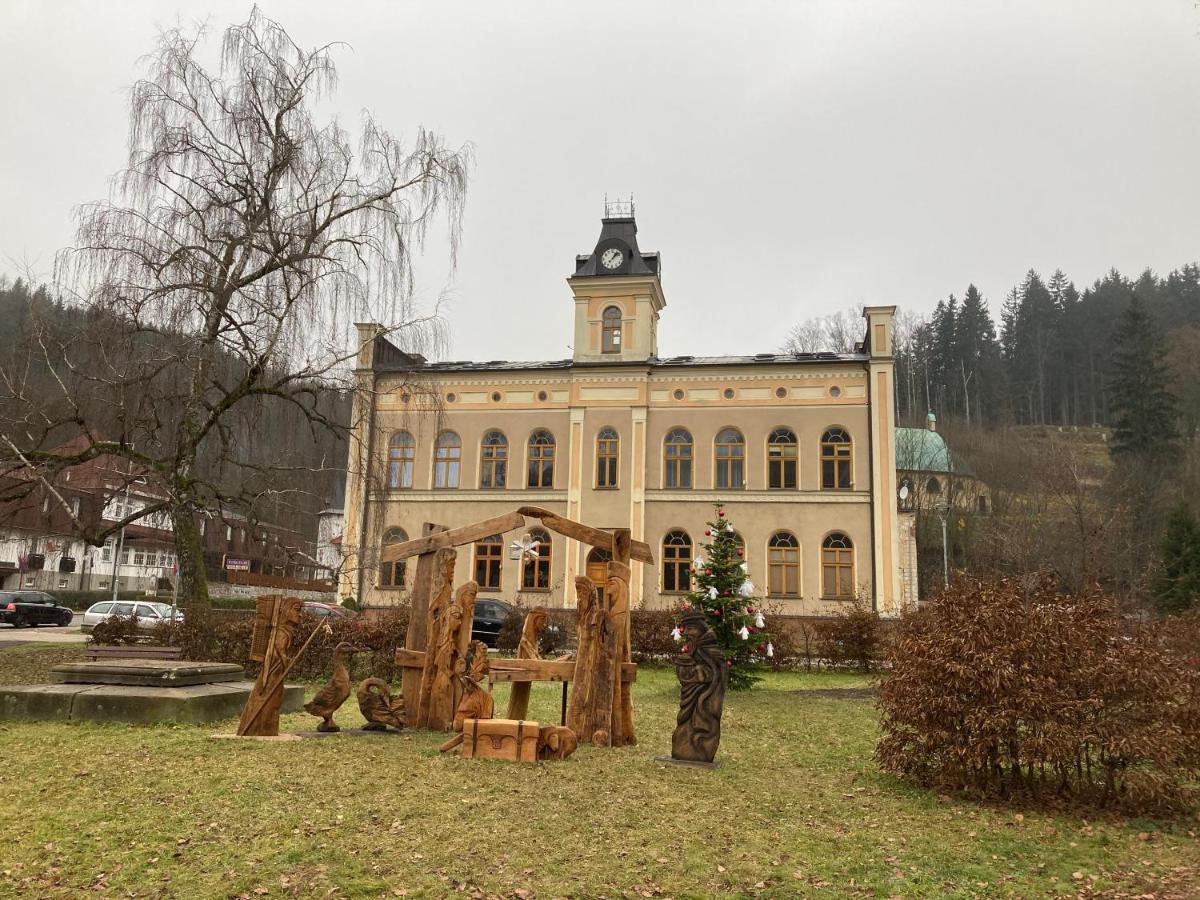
85,645 -> 183,662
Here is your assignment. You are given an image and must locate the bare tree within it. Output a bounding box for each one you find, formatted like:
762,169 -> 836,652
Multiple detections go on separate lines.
780,305 -> 864,354
0,10 -> 470,605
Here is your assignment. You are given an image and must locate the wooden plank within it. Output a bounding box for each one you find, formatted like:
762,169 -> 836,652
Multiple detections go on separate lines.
380,511 -> 527,563
489,663 -> 637,684
516,506 -> 653,563
400,523 -> 448,727
395,648 -> 426,668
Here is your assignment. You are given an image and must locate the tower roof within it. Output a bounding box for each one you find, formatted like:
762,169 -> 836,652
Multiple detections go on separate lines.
571,206 -> 661,279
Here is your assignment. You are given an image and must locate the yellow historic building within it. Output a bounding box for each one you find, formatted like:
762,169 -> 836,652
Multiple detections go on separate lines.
341,209 -> 910,616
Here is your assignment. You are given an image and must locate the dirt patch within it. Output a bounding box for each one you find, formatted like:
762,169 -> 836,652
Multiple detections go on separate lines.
792,687 -> 877,700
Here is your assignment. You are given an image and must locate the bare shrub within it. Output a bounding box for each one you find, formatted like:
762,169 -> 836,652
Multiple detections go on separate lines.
877,575 -> 1200,811
814,602 -> 884,672
88,614 -> 147,646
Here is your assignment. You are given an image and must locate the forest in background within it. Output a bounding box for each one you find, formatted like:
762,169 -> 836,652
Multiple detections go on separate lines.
0,275 -> 350,541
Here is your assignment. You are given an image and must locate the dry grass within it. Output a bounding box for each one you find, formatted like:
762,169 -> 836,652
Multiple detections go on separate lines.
1,643 -> 1198,898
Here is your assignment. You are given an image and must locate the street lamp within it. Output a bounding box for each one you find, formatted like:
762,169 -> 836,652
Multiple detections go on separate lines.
934,496 -> 950,592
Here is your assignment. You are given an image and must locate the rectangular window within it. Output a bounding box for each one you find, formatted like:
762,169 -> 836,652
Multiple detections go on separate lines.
101,539 -> 113,562
133,549 -> 145,566
596,431 -> 618,488
474,538 -> 503,590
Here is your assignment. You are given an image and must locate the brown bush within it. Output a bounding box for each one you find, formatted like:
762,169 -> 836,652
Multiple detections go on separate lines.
628,608 -> 678,663
88,614 -> 149,646
813,602 -> 884,672
157,606 -> 410,682
877,575 -> 1200,812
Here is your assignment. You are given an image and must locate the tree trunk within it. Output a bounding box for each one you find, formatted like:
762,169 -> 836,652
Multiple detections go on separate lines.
171,492 -> 210,608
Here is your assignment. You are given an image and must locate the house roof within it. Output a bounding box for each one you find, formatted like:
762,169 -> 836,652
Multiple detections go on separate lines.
380,351 -> 866,374
896,427 -> 955,474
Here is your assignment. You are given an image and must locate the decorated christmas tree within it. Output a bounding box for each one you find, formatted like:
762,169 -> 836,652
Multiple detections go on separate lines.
673,503 -> 773,690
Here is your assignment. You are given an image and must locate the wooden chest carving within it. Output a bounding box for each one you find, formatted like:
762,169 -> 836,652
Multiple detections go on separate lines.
460,717 -> 540,763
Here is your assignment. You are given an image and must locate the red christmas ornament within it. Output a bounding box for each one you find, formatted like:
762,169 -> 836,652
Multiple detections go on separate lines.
726,659 -> 733,667
737,547 -> 744,557
704,569 -> 711,576
718,510 -> 725,518
713,608 -> 722,616
704,529 -> 711,536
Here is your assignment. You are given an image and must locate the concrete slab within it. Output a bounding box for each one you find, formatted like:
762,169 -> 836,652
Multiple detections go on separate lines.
52,659 -> 243,686
0,681 -> 304,725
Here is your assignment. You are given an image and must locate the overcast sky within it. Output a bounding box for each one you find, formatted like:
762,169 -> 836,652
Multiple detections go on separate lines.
3,1 -> 1200,361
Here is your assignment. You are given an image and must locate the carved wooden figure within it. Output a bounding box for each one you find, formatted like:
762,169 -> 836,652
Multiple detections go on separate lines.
606,557 -> 636,747
415,550 -> 457,728
537,724 -> 579,760
669,610 -> 728,765
453,639 -> 494,731
566,575 -> 619,746
505,606 -> 546,719
357,678 -> 405,731
237,595 -> 303,737
304,641 -> 366,732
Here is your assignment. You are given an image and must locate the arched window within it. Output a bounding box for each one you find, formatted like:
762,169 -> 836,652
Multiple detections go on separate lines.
662,531 -> 692,593
595,427 -> 619,488
379,527 -> 408,589
767,427 -> 798,490
527,430 -> 556,488
926,476 -> 941,496
821,532 -> 855,599
474,535 -> 503,590
714,428 -> 745,490
434,431 -> 461,488
767,532 -> 800,597
663,428 -> 693,489
521,528 -> 551,590
820,428 -> 853,490
387,432 -> 415,489
480,430 -> 508,489
601,305 -> 622,354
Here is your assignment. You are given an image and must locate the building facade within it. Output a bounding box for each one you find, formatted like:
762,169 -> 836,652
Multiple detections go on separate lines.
341,210 -> 910,617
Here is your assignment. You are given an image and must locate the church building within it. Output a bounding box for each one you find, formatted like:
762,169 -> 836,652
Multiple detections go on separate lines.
340,207 -> 911,616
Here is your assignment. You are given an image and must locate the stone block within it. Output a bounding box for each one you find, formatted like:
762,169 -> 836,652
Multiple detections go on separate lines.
52,659 -> 243,686
0,681 -> 304,725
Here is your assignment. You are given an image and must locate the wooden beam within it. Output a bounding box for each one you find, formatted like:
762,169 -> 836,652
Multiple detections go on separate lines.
517,506 -> 654,564
380,511 -> 527,563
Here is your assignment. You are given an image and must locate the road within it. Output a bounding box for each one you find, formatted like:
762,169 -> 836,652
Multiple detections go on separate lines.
0,613 -> 88,644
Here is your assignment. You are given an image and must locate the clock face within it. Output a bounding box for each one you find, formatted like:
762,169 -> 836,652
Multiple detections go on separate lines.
600,248 -> 624,270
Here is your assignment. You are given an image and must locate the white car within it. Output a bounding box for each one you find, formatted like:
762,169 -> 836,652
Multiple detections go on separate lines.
80,600 -> 183,633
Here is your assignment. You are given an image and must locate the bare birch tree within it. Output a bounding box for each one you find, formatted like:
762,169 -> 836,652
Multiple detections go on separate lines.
0,9 -> 470,605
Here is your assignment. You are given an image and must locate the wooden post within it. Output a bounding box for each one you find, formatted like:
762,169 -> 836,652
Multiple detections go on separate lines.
610,529 -> 636,746
415,549 -> 457,728
400,522 -> 448,726
506,607 -> 546,719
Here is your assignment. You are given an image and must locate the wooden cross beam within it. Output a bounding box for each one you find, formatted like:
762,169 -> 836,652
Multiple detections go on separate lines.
517,506 -> 654,564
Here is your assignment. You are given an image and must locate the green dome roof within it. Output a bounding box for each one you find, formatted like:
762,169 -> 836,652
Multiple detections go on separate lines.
896,427 -> 955,474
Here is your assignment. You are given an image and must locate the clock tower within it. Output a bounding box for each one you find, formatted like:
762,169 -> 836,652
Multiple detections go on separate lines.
568,200 -> 666,364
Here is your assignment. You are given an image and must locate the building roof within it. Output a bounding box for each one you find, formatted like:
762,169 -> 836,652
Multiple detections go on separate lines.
896,427 -> 955,474
381,350 -> 867,374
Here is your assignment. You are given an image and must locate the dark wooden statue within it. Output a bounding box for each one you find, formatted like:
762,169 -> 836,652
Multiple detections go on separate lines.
304,641 -> 365,732
357,677 -> 405,731
668,610 -> 728,766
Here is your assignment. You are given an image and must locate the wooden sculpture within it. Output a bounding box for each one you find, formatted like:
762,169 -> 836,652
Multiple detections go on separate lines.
537,724 -> 578,760
453,639 -> 494,730
667,609 -> 728,766
415,550 -> 457,727
357,678 -> 405,731
606,560 -> 636,747
237,595 -> 304,737
505,606 -> 546,719
566,575 -> 620,746
422,581 -> 477,730
304,641 -> 366,732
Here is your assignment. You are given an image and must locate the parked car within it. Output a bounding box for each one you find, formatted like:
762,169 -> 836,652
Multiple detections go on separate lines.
0,591 -> 74,627
80,600 -> 183,632
472,598 -> 512,647
301,602 -> 355,619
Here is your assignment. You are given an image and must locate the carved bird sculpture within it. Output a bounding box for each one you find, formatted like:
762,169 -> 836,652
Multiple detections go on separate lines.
357,677 -> 405,731
304,642 -> 366,732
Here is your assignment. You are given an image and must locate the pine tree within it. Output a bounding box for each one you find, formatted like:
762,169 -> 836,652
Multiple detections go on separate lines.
1109,295 -> 1178,459
1153,505 -> 1200,614
675,504 -> 772,690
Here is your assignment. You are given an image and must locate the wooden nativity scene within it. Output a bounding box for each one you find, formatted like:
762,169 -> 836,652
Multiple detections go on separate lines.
230,506 -> 650,763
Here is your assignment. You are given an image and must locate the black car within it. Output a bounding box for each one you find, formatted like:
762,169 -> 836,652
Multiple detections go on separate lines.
0,591 -> 74,627
472,598 -> 512,647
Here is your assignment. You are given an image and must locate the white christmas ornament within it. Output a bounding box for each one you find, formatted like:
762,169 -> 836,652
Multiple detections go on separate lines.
707,586 -> 718,601
738,625 -> 750,640
670,626 -> 683,642
766,642 -> 775,658
754,611 -> 766,629
692,555 -> 705,570
740,562 -> 749,572
738,579 -> 755,597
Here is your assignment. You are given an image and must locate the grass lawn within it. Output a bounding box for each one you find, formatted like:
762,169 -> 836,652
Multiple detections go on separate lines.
1,643 -> 1198,898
